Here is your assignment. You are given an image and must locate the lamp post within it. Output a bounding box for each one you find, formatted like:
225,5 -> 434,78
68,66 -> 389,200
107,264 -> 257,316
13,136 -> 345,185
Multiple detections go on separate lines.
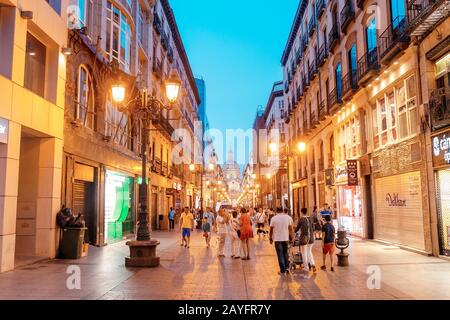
112,69 -> 181,268
269,141 -> 306,215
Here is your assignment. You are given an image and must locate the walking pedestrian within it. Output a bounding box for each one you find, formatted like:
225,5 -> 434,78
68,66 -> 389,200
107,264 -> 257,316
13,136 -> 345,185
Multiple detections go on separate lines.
216,209 -> 229,258
255,207 -> 267,239
270,207 -> 294,275
239,208 -> 253,260
179,207 -> 194,248
296,208 -> 312,276
268,208 -> 275,225
229,211 -> 241,259
202,217 -> 212,248
312,206 -> 323,240
321,215 -> 336,272
168,207 -> 176,231
203,207 -> 215,231
307,210 -> 317,273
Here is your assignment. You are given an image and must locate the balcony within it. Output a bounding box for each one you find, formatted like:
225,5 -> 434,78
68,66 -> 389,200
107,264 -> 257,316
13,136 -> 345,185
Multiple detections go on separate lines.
295,49 -> 302,65
342,70 -> 358,100
309,61 -> 318,80
161,33 -> 169,51
311,161 -> 316,174
340,0 -> 355,32
303,74 -> 310,89
303,119 -> 311,135
328,88 -> 342,115
153,12 -> 163,35
328,24 -> 340,51
318,158 -> 325,172
161,162 -> 168,177
296,86 -> 301,106
284,81 -> 289,93
357,48 -> 380,86
317,0 -> 326,18
168,47 -> 174,63
378,16 -> 410,65
153,59 -> 163,78
357,0 -> 366,8
308,17 -> 317,36
318,42 -> 328,67
302,35 -> 309,52
153,112 -> 175,137
152,157 -> 162,174
407,0 -> 450,37
310,111 -> 319,128
318,100 -> 328,120
429,87 -> 450,131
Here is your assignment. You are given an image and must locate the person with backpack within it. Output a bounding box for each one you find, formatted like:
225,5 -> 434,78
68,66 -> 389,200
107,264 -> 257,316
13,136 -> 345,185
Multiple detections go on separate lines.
295,207 -> 312,276
321,214 -> 336,272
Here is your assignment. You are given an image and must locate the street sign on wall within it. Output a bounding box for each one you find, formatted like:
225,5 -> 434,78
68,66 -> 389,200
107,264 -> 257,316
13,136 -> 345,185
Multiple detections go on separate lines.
0,118 -> 8,144
347,160 -> 358,186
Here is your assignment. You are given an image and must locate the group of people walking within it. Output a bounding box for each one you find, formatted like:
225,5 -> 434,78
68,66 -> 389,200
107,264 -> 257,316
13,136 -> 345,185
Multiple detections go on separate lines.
175,204 -> 337,277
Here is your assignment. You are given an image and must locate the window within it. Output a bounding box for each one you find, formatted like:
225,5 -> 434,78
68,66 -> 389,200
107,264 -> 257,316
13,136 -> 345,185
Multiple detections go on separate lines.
46,0 -> 61,14
335,63 -> 342,100
77,66 -> 95,129
366,18 -> 377,53
348,44 -> 357,73
105,95 -> 132,149
24,33 -> 46,97
78,0 -> 94,30
390,0 -> 406,27
105,1 -> 132,72
373,75 -> 419,149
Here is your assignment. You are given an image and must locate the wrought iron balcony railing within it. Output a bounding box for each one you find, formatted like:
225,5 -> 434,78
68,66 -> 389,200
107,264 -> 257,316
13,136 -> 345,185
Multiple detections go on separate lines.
302,34 -> 309,52
328,87 -> 342,114
378,16 -> 409,63
342,70 -> 358,99
340,0 -> 355,31
357,48 -> 379,85
319,100 -> 327,120
154,111 -> 175,137
328,24 -> 340,51
318,42 -> 328,66
317,0 -> 326,18
309,60 -> 318,80
295,49 -> 302,65
308,16 -> 317,36
284,81 -> 289,93
407,0 -> 450,37
429,87 -> 450,131
153,12 -> 163,35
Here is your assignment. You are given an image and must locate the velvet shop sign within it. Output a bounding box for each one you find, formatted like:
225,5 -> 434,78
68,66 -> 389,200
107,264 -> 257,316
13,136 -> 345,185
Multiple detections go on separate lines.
432,130 -> 450,167
0,118 -> 8,144
385,193 -> 407,207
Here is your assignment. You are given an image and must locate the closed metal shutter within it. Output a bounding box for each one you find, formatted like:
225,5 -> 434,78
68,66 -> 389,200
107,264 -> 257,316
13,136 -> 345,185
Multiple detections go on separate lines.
73,180 -> 95,244
374,171 -> 425,251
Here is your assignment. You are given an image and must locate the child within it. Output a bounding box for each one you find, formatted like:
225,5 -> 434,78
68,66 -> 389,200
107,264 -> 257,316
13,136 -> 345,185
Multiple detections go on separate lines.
202,217 -> 211,248
321,215 -> 336,272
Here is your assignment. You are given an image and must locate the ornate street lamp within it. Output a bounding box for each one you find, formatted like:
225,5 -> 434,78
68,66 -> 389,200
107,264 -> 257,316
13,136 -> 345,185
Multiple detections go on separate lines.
112,69 -> 181,268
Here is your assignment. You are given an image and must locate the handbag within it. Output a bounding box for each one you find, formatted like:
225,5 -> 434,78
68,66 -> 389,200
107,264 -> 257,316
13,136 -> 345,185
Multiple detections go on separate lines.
299,217 -> 310,246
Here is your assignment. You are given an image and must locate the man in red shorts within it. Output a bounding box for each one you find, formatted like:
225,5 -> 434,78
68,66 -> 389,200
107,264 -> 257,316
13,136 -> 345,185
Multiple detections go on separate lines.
321,214 -> 336,272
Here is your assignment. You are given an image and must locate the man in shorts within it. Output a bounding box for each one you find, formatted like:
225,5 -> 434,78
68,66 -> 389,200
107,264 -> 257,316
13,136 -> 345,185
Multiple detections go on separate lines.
180,207 -> 194,248
321,214 -> 336,271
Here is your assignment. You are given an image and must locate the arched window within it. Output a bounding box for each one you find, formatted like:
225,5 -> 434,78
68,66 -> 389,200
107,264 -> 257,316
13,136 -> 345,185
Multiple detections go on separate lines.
366,18 -> 377,53
77,65 -> 95,129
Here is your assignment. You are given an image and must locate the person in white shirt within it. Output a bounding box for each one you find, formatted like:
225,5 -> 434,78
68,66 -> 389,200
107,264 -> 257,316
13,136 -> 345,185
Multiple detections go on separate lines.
270,207 -> 294,275
216,209 -> 229,258
255,207 -> 267,239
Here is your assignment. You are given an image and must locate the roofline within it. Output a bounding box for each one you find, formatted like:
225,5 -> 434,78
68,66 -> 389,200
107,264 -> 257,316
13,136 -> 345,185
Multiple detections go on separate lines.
280,0 -> 308,66
162,0 -> 201,105
263,81 -> 284,119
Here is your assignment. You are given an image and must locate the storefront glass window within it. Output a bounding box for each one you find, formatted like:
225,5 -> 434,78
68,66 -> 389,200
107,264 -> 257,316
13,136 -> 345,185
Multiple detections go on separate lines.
338,185 -> 363,236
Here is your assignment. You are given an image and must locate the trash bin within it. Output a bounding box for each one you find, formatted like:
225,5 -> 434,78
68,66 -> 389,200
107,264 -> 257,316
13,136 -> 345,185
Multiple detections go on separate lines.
61,227 -> 87,259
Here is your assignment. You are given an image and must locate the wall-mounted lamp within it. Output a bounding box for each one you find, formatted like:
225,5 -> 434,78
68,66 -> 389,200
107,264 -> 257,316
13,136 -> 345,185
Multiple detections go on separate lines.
61,47 -> 72,55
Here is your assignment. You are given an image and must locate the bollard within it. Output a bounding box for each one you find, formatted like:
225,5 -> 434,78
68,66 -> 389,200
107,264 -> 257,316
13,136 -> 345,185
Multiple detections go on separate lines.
335,229 -> 350,266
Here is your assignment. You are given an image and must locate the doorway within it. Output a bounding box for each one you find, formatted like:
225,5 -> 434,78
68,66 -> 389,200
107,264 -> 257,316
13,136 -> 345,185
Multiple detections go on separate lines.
151,192 -> 158,230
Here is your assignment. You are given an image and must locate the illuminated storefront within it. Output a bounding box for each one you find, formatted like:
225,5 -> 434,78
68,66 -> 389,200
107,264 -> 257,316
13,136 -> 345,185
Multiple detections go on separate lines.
432,129 -> 450,256
104,171 -> 135,243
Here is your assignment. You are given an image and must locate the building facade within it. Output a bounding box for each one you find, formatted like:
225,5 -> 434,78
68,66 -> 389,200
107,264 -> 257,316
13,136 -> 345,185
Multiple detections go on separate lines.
62,0 -> 200,247
280,0 -> 450,254
0,0 -> 68,272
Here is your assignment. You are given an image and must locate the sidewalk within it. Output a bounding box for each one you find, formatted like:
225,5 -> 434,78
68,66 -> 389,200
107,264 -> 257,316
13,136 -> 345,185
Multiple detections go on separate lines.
0,229 -> 449,300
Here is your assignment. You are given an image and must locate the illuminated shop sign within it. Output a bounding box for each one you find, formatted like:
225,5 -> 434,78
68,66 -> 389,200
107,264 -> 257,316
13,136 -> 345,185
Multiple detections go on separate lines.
0,118 -> 8,144
385,193 -> 407,207
432,130 -> 450,167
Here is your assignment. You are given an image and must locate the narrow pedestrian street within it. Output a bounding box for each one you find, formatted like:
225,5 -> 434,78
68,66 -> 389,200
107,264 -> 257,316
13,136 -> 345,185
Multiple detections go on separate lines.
1,228 -> 449,300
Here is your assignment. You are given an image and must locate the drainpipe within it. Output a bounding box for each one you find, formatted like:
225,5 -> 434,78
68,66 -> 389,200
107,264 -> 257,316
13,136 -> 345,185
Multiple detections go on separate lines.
415,42 -> 436,256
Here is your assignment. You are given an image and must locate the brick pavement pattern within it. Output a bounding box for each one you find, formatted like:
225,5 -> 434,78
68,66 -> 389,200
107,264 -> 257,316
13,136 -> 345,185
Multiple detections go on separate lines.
0,229 -> 450,300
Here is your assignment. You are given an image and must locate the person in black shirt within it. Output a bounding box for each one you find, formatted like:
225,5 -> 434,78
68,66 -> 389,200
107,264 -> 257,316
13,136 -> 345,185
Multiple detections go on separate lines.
321,215 -> 336,272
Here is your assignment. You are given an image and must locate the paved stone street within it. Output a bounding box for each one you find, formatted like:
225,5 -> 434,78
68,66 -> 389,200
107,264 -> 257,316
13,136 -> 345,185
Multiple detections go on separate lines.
0,228 -> 450,300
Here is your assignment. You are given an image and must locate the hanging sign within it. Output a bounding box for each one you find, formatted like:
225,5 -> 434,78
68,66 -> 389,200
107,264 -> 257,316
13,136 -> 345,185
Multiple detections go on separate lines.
432,130 -> 450,167
0,118 -> 8,144
347,160 -> 358,186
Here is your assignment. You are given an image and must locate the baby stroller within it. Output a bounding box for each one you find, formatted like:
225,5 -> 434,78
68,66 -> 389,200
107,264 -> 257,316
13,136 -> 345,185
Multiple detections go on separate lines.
288,232 -> 304,271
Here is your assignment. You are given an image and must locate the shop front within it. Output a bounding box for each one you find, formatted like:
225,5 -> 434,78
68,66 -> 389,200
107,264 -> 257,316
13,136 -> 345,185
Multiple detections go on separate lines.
432,129 -> 450,256
104,170 -> 135,244
373,171 -> 425,251
292,180 -> 308,218
335,161 -> 364,237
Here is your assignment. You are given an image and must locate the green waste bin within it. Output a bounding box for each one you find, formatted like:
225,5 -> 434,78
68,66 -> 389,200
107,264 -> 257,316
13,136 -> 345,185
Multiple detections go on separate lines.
61,227 -> 87,259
